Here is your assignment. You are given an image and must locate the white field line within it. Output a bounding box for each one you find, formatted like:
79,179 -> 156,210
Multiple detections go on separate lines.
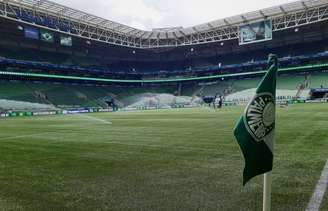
0,132 -> 52,141
306,159 -> 328,211
77,114 -> 112,125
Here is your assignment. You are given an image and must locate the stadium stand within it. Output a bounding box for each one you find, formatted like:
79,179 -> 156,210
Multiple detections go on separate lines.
0,0 -> 328,110
0,72 -> 327,108
0,99 -> 57,111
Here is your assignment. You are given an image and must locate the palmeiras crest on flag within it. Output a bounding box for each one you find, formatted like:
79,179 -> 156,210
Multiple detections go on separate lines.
243,92 -> 275,142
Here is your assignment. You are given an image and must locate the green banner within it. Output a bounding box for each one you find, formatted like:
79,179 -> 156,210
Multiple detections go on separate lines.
9,112 -> 17,117
26,112 -> 33,116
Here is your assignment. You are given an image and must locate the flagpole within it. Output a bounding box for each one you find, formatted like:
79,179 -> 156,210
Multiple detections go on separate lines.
263,172 -> 272,211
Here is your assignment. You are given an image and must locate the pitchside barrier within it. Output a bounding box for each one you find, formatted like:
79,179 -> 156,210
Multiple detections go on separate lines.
0,108 -> 112,119
0,99 -> 327,119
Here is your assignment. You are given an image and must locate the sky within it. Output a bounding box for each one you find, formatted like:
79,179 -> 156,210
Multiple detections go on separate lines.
53,0 -> 297,30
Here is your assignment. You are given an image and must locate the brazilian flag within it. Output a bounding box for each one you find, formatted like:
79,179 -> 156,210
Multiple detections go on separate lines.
233,54 -> 278,185
40,30 -> 54,43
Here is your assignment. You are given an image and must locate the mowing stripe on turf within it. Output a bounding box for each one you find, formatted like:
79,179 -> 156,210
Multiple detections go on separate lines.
103,141 -> 222,152
306,159 -> 328,211
0,132 -> 52,141
77,114 -> 112,125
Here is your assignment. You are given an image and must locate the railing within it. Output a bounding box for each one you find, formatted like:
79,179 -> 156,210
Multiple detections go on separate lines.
1,63 -> 328,83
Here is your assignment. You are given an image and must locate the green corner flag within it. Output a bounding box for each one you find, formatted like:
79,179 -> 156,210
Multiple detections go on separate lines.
233,54 -> 278,185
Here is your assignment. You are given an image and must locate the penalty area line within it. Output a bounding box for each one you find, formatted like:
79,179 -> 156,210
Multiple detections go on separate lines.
306,159 -> 328,211
77,114 -> 112,125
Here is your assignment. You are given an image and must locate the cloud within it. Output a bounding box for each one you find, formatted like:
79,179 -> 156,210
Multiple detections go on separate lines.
53,0 -> 296,30
109,0 -> 163,23
129,20 -> 148,30
107,0 -> 166,30
148,0 -> 297,28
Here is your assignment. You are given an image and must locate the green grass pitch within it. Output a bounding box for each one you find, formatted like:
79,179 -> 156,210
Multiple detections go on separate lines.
0,103 -> 327,210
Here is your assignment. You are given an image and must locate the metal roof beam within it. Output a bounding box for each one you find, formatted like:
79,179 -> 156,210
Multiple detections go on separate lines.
241,15 -> 248,23
4,0 -> 328,48
223,19 -> 230,26
301,1 -> 308,10
279,6 -> 287,15
259,10 -> 267,18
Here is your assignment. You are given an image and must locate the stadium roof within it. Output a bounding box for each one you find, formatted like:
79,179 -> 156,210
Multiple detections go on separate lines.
2,0 -> 328,47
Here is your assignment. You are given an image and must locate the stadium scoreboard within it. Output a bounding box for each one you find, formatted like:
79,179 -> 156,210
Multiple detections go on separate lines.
239,20 -> 272,45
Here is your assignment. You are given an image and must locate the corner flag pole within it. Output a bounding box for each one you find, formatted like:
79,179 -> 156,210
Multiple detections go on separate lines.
263,172 -> 272,211
263,54 -> 277,211
262,54 -> 277,211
